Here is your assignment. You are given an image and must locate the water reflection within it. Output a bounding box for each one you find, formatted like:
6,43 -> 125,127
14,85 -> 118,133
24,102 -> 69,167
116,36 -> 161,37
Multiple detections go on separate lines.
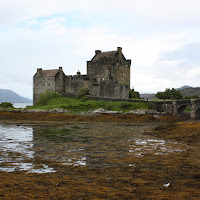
0,124 -> 56,173
0,123 -> 187,173
129,138 -> 185,157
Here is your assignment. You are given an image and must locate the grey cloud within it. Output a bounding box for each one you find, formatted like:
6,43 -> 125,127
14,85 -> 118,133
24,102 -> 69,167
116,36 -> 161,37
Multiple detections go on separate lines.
161,43 -> 200,61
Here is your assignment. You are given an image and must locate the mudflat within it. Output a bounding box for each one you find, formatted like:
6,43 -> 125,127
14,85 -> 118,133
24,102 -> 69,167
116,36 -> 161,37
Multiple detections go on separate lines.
0,111 -> 199,200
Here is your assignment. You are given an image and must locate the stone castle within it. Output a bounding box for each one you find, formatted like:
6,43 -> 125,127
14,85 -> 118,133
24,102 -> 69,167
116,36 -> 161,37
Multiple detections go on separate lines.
33,47 -> 131,104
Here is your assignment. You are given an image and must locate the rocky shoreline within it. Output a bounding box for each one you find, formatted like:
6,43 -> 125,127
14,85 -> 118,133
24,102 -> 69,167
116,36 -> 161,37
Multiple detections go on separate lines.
0,109 -> 180,124
5,107 -> 162,115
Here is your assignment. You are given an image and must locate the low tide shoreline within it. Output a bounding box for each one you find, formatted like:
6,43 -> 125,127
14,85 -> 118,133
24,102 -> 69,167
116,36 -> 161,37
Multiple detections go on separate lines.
0,110 -> 181,124
0,110 -> 199,199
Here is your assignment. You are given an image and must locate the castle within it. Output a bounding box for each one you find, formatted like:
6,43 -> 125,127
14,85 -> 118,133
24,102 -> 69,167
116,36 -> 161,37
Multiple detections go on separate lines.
33,47 -> 131,104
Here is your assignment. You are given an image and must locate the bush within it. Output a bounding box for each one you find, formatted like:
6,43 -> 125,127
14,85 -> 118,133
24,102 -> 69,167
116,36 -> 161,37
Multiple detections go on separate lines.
0,102 -> 14,108
77,88 -> 89,98
129,89 -> 140,99
36,90 -> 62,105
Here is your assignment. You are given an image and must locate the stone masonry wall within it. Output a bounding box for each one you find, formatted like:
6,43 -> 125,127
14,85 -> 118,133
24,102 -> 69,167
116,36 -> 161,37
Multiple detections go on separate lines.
33,76 -> 56,103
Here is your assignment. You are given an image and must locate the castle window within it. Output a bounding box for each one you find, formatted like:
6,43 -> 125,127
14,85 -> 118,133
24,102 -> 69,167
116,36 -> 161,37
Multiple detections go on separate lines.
122,72 -> 124,78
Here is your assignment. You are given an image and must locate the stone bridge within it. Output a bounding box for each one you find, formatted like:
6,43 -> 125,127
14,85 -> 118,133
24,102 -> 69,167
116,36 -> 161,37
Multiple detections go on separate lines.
150,99 -> 200,119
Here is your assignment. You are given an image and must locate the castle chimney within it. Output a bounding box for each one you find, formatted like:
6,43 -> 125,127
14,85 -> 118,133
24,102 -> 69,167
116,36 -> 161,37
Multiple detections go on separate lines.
59,66 -> 62,72
37,68 -> 42,74
77,70 -> 81,76
58,67 -> 65,94
95,50 -> 101,55
117,47 -> 122,60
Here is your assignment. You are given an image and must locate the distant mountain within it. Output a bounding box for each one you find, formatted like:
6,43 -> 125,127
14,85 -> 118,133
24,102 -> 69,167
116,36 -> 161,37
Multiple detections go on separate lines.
176,85 -> 192,90
140,93 -> 156,100
179,87 -> 200,97
0,89 -> 32,103
140,86 -> 200,99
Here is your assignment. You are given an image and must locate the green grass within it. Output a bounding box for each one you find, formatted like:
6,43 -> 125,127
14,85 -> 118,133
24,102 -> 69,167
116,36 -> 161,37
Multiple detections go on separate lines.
29,97 -> 149,113
184,106 -> 191,113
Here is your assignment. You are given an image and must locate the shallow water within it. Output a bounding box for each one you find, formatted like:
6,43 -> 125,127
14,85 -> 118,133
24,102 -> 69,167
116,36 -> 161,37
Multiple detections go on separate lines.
0,123 -> 187,173
13,103 -> 33,108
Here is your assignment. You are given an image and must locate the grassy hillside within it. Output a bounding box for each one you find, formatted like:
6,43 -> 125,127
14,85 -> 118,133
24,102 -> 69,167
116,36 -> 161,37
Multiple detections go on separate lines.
30,97 -> 149,113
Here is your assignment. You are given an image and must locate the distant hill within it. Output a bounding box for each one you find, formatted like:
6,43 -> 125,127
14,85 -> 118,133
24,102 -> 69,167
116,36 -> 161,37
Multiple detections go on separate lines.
140,86 -> 200,99
179,87 -> 200,97
140,93 -> 156,100
176,85 -> 192,90
0,89 -> 32,103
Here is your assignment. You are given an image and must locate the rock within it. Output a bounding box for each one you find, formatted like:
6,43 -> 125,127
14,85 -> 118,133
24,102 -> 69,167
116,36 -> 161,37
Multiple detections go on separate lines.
146,110 -> 160,115
102,110 -> 122,114
128,109 -> 147,115
160,112 -> 168,115
91,108 -> 105,113
24,109 -> 47,113
128,109 -> 159,115
88,109 -> 122,114
153,115 -> 160,119
48,108 -> 67,113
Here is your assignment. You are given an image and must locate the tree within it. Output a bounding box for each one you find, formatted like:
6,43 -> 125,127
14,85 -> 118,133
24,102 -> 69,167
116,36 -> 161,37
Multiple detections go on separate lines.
155,88 -> 183,100
155,91 -> 168,99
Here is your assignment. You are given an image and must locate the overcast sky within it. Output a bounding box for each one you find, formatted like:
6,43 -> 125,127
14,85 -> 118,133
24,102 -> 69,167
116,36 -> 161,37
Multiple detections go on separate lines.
1,0 -> 200,99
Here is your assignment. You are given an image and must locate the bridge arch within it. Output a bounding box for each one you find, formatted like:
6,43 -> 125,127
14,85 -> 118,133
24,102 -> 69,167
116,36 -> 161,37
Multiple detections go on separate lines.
177,104 -> 191,116
194,106 -> 200,119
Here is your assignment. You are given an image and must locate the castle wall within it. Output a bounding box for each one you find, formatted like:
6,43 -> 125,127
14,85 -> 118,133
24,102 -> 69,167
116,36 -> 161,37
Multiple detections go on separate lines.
65,75 -> 91,95
64,76 -> 129,99
55,71 -> 65,94
115,60 -> 131,86
33,76 -> 56,103
87,59 -> 114,80
87,53 -> 131,88
99,81 -> 129,99
33,67 -> 65,104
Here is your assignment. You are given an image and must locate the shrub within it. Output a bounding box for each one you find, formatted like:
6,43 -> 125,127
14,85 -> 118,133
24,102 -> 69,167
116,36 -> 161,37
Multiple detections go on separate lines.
0,102 -> 14,108
36,90 -> 62,105
77,88 -> 89,98
129,89 -> 140,99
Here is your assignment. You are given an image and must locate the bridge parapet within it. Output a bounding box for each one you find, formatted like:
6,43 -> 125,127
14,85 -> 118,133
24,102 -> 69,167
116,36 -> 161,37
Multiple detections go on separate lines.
151,99 -> 200,119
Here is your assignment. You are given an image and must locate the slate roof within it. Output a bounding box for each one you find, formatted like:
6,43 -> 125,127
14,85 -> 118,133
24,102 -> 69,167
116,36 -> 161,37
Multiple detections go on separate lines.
91,51 -> 117,61
35,69 -> 59,77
